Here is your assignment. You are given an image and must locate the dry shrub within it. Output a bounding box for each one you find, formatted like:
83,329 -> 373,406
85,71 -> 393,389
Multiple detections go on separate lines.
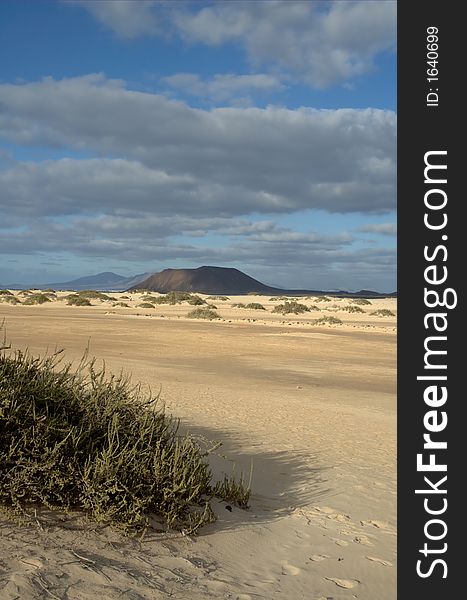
0,336 -> 249,534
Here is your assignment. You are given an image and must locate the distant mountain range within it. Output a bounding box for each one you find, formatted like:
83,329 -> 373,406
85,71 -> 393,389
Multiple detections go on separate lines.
2,266 -> 395,297
2,272 -> 150,292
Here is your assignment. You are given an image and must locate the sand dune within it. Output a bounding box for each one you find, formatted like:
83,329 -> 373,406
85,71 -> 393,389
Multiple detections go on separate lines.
0,292 -> 396,599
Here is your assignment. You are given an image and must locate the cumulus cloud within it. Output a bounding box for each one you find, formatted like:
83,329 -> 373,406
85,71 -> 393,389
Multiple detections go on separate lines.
358,223 -> 397,236
68,0 -> 160,39
173,1 -> 396,88
0,73 -> 396,290
0,75 -> 396,215
162,72 -> 284,104
68,1 -> 396,88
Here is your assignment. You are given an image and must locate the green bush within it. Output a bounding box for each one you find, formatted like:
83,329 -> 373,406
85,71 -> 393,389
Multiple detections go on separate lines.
371,309 -> 395,317
0,340 -> 250,534
272,301 -> 310,315
152,291 -> 195,305
314,316 -> 343,325
187,295 -> 206,306
67,295 -> 92,306
245,303 -> 266,310
232,302 -> 265,310
76,290 -> 112,301
187,308 -> 220,320
22,294 -> 52,305
340,305 -> 365,313
350,298 -> 372,306
0,296 -> 21,305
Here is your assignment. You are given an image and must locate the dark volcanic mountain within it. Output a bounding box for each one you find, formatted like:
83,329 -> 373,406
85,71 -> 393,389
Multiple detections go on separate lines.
129,266 -> 285,295
130,266 -> 393,297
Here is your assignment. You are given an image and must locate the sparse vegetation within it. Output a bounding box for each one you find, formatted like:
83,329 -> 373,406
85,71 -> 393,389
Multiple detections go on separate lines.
206,295 -> 229,301
187,295 -> 206,306
187,308 -> 220,320
212,472 -> 251,509
137,302 -> 155,309
314,316 -> 343,325
75,290 -> 112,301
67,295 -> 92,306
350,298 -> 372,306
120,295 -> 130,300
152,291 -> 199,305
22,293 -> 52,305
247,292 -> 263,296
232,302 -> 266,310
313,296 -> 332,303
0,336 -> 250,534
340,305 -> 365,313
269,296 -> 289,301
0,296 -> 20,305
245,303 -> 266,310
113,302 -> 129,308
0,290 -> 14,296
272,301 -> 310,315
371,309 -> 395,317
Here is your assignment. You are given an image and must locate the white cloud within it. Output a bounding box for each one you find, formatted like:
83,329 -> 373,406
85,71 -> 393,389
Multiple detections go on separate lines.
0,75 -> 396,215
358,223 -> 397,236
0,73 -> 396,290
68,1 -> 396,88
162,73 -> 284,104
68,0 -> 159,39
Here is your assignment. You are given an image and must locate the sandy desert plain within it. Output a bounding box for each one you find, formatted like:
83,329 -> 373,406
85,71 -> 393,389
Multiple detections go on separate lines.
0,289 -> 396,600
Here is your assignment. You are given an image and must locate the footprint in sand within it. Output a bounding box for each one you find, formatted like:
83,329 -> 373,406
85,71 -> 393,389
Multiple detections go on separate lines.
331,537 -> 349,547
353,535 -> 372,546
316,506 -> 338,515
327,513 -> 351,523
325,576 -> 360,589
19,558 -> 44,570
282,563 -> 301,576
361,519 -> 392,531
366,556 -> 393,567
309,554 -> 330,562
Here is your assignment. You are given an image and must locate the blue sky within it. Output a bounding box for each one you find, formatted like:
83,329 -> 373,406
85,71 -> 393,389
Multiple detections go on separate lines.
0,0 -> 396,291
